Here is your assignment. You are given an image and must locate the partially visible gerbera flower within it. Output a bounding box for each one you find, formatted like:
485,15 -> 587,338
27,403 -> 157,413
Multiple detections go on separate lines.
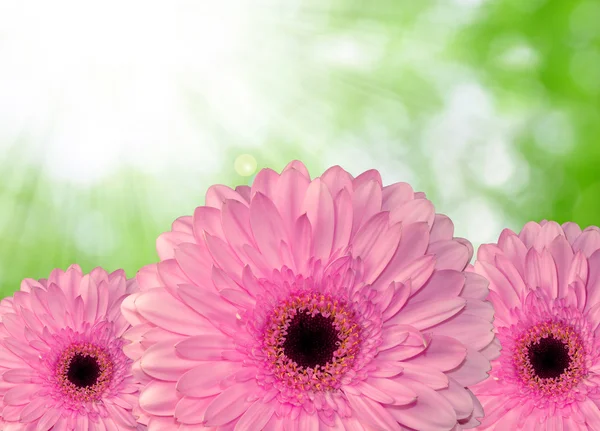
0,264 -> 144,430
470,220 -> 600,430
122,160 -> 497,431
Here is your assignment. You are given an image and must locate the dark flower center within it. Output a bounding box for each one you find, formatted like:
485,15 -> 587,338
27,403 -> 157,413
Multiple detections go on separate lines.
282,312 -> 340,368
527,335 -> 571,379
67,353 -> 101,388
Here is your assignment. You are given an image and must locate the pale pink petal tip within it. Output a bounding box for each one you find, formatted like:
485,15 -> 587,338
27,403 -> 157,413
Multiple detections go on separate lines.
125,162 -> 494,430
0,266 -> 144,430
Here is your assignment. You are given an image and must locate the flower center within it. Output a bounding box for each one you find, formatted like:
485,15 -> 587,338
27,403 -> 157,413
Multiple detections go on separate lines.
527,335 -> 570,379
67,353 -> 101,388
261,292 -> 362,398
513,320 -> 586,396
282,312 -> 339,368
56,342 -> 114,402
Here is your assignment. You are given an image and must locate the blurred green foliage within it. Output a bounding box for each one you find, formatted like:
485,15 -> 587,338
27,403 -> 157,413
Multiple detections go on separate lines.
1,0 -> 599,297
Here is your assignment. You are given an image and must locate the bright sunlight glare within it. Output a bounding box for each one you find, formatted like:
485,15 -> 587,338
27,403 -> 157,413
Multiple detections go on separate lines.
0,0 -> 269,184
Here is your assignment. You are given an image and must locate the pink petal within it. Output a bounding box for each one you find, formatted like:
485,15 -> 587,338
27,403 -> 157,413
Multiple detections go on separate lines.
549,234 -> 575,299
585,250 -> 600,313
331,189 -> 353,255
1,368 -> 38,384
573,228 -> 600,257
136,263 -> 161,291
353,169 -> 382,189
351,180 -> 382,238
176,362 -> 240,397
297,410 -> 320,431
140,340 -> 198,381
344,392 -> 402,431
282,160 -> 310,178
171,215 -> 194,235
134,288 -> 203,335
177,284 -> 239,330
320,165 -> 353,198
409,270 -> 465,304
567,251 -> 589,290
172,242 -> 215,289
174,334 -> 236,360
139,380 -> 179,416
388,297 -> 466,330
365,378 -> 417,405
205,184 -> 248,209
406,334 -> 467,372
104,401 -> 138,428
430,314 -> 494,351
379,324 -> 426,351
250,168 -> 279,200
447,347 -> 492,386
221,199 -> 255,261
394,362 -> 449,390
292,214 -> 312,275
18,396 -> 47,422
301,178 -> 335,263
156,231 -> 194,260
437,377 -> 474,420
350,381 -> 395,405
579,398 -> 600,429
273,167 -> 311,233
526,248 -> 558,298
174,396 -> 213,424
386,378 -> 457,431
204,233 -> 244,282
234,401 -> 275,431
370,222 -> 431,292
475,261 -> 520,310
519,221 -> 542,248
381,282 -> 411,321
234,185 -> 252,203
381,182 -> 414,212
427,239 -> 471,271
562,222 -> 583,244
203,382 -> 255,426
430,214 -> 455,243
36,408 -> 61,431
353,213 -> 402,284
193,206 -> 225,242
460,272 -> 490,300
389,198 -> 435,228
497,229 -> 528,277
3,384 -> 38,405
533,220 -> 564,251
249,192 -> 288,268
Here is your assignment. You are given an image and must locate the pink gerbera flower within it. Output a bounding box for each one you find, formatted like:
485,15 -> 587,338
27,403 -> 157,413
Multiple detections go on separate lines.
471,220 -> 600,429
122,161 -> 496,430
0,264 -> 143,430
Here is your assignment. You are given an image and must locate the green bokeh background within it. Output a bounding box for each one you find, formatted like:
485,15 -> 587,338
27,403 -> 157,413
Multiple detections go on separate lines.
1,0 -> 599,297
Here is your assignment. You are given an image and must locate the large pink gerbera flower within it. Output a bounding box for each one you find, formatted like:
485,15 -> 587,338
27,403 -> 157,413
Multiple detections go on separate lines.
471,220 -> 600,430
122,161 -> 496,430
0,264 -> 143,430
